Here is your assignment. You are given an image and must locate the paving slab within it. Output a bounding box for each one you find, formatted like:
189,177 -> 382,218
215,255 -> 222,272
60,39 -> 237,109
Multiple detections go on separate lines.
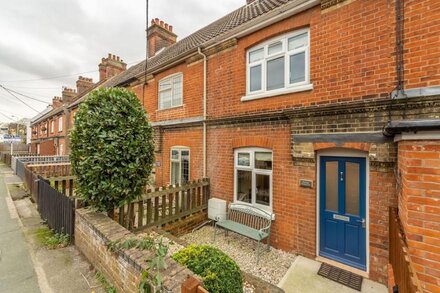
278,256 -> 387,293
0,165 -> 40,293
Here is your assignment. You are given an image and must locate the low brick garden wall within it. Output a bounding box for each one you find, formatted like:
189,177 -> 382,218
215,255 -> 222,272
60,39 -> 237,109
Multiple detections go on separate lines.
75,208 -> 198,293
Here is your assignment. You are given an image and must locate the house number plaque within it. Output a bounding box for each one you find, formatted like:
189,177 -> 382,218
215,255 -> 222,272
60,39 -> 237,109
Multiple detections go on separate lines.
299,179 -> 313,189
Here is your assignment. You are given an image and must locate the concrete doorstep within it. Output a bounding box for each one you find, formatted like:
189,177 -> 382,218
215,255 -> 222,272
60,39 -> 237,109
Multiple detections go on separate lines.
278,256 -> 388,293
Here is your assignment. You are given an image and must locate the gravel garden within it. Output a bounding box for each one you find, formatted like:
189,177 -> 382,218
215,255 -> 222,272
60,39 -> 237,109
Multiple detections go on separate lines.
179,225 -> 296,286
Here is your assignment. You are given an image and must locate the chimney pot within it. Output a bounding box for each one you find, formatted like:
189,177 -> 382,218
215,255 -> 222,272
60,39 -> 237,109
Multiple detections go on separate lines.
99,53 -> 127,81
169,25 -> 173,32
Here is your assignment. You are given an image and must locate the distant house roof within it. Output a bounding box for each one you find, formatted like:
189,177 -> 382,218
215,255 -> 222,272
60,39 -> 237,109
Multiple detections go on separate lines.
31,106 -> 54,124
112,0 -> 313,87
68,0 -> 317,109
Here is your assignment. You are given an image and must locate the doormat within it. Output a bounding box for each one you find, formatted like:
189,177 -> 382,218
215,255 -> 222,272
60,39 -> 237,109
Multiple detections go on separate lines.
317,263 -> 363,291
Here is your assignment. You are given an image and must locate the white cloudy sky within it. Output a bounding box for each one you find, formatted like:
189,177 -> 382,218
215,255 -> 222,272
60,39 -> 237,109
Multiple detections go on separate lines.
0,0 -> 243,122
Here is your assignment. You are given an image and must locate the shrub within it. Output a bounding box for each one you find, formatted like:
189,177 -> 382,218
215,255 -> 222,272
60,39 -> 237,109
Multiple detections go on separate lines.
172,245 -> 243,293
70,87 -> 154,212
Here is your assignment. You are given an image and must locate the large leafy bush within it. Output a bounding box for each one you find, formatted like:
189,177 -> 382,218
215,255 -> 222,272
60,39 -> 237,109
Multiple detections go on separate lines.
70,87 -> 154,212
172,245 -> 243,293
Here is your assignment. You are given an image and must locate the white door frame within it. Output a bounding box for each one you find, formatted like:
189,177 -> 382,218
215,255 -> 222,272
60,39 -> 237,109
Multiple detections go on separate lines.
315,148 -> 370,274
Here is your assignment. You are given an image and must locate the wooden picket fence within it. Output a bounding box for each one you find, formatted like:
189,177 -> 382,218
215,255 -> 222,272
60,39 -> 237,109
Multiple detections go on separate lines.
119,179 -> 210,232
389,207 -> 422,293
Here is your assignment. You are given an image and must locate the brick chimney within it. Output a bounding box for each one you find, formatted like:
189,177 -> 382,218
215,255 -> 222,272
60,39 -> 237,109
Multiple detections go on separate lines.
62,87 -> 76,104
98,54 -> 127,82
147,18 -> 177,57
76,76 -> 94,94
52,96 -> 63,109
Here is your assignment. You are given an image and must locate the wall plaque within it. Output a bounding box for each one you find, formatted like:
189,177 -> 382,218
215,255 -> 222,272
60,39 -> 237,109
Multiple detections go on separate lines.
299,179 -> 313,189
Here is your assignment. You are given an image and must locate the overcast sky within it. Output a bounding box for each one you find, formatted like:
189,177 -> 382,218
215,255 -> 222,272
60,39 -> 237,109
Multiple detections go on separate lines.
0,0 -> 244,122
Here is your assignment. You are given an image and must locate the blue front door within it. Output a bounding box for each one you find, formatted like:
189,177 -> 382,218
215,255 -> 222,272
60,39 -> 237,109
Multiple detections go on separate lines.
319,156 -> 366,271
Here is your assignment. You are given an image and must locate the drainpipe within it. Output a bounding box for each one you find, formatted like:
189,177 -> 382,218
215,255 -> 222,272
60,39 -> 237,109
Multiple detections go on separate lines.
197,47 -> 207,178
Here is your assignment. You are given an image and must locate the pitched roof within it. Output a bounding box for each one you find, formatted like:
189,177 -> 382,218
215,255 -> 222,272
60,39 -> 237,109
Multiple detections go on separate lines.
67,0 -> 311,109
112,0 -> 293,86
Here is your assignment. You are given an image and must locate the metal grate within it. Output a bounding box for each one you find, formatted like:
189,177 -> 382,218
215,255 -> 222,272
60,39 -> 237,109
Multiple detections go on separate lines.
318,263 -> 363,291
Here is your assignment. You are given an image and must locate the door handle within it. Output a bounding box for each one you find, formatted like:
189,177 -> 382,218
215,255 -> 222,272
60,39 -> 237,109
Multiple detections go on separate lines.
357,218 -> 366,228
340,172 -> 344,181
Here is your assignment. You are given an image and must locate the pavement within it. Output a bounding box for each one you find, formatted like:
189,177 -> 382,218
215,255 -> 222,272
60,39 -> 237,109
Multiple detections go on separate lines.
278,256 -> 388,293
0,163 -> 105,293
0,164 -> 40,293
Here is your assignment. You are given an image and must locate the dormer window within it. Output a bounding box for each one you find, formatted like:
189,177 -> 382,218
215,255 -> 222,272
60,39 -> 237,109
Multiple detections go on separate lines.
158,73 -> 183,110
243,28 -> 312,101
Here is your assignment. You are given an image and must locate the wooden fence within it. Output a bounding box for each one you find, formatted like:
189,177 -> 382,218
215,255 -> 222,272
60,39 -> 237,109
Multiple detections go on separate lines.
119,179 -> 210,232
28,163 -> 71,178
37,176 -> 76,238
389,207 -> 422,293
0,144 -> 28,152
48,176 -> 76,197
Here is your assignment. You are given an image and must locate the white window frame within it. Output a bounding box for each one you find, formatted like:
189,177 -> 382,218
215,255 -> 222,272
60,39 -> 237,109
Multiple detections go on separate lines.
58,117 -> 63,132
234,147 -> 273,211
158,73 -> 183,110
243,27 -> 312,101
170,147 -> 190,185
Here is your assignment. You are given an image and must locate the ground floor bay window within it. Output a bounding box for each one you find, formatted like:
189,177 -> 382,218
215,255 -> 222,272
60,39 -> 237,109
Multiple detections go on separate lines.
170,147 -> 190,185
234,148 -> 272,210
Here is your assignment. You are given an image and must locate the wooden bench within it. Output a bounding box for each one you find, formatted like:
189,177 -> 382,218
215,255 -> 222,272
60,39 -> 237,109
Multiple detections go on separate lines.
214,203 -> 273,263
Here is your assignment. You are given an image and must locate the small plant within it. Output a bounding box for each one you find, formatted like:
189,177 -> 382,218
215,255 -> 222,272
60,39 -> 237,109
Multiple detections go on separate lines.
106,236 -> 170,292
96,271 -> 117,293
172,245 -> 243,293
35,227 -> 70,249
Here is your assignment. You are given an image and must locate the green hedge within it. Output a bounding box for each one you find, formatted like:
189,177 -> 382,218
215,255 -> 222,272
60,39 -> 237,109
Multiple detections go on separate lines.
70,87 -> 154,212
172,245 -> 243,293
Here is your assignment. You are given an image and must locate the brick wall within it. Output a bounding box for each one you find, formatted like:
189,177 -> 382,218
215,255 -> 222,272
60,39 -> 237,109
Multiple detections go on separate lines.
153,126 -> 203,187
131,60 -> 204,124
404,0 -> 440,89
398,141 -> 440,292
75,209 -> 197,293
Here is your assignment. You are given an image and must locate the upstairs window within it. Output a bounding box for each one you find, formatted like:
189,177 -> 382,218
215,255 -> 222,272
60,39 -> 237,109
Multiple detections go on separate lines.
50,121 -> 54,133
246,28 -> 310,99
58,117 -> 63,132
158,73 -> 183,110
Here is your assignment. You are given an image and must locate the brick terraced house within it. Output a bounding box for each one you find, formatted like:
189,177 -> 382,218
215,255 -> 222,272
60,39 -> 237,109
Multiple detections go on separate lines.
110,0 -> 439,288
30,54 -> 127,155
29,0 -> 440,290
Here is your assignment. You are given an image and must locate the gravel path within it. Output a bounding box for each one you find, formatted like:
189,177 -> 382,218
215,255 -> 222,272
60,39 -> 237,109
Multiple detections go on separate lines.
180,226 -> 296,285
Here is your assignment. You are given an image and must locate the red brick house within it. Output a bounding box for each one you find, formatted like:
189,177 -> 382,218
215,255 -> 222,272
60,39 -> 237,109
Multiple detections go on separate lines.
101,0 -> 439,289
28,0 -> 439,290
30,54 -> 127,155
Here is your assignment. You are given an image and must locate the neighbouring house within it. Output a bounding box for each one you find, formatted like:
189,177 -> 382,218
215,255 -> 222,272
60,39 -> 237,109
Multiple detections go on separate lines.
29,0 -> 440,290
29,54 -> 127,155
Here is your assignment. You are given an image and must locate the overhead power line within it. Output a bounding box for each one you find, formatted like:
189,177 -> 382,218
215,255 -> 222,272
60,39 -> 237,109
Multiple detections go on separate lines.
0,85 -> 39,113
0,85 -> 50,105
0,59 -> 143,83
0,112 -> 14,121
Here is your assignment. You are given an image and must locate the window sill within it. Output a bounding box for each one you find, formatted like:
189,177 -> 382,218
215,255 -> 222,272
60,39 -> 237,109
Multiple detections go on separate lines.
156,104 -> 185,112
233,201 -> 276,220
241,83 -> 313,102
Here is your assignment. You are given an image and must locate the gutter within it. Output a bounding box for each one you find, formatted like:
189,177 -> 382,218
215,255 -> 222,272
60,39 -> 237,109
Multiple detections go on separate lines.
383,119 -> 440,136
133,0 -> 319,79
198,47 -> 208,178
